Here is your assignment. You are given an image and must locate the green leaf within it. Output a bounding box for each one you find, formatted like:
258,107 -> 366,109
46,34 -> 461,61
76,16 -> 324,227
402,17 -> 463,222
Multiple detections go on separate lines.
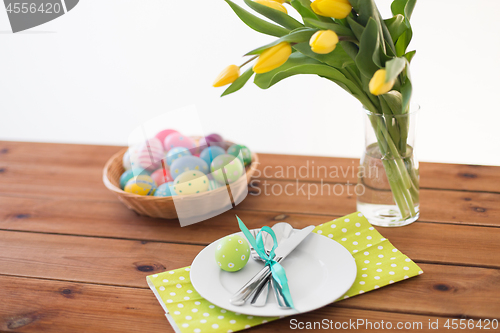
401,77 -> 412,112
395,29 -> 412,56
381,91 -> 403,114
340,41 -> 359,60
243,0 -> 304,31
347,17 -> 365,41
385,57 -> 406,82
221,67 -> 255,97
384,14 -> 408,41
224,0 -> 290,37
303,18 -> 355,37
355,17 -> 381,78
293,42 -> 354,69
245,28 -> 317,55
391,0 -> 416,20
349,0 -> 379,26
404,50 -> 416,63
290,0 -> 318,23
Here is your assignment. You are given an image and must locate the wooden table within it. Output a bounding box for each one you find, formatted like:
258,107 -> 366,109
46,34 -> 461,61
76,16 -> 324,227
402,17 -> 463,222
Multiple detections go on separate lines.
0,141 -> 499,332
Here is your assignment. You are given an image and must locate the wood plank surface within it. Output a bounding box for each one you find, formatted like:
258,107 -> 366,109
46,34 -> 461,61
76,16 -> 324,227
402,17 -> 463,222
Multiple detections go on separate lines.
1,231 -> 499,319
0,275 -> 487,333
0,197 -> 499,268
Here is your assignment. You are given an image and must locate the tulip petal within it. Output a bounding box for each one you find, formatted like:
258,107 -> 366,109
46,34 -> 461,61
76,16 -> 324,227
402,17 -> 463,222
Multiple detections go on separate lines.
253,42 -> 292,74
213,65 -> 241,87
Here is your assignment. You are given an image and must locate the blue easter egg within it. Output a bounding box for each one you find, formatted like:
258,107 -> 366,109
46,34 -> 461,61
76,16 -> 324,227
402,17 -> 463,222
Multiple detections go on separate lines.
154,181 -> 177,197
166,147 -> 191,166
170,155 -> 209,179
200,146 -> 226,166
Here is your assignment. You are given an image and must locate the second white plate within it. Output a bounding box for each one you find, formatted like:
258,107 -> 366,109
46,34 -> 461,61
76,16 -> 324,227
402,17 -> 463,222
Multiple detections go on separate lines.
190,229 -> 357,317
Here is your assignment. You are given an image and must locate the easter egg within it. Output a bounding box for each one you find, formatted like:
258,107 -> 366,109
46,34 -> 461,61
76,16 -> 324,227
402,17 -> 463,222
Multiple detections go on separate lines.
120,169 -> 150,189
173,170 -> 209,195
206,133 -> 223,143
123,150 -> 132,170
211,154 -> 245,185
154,129 -> 178,147
215,235 -> 250,272
136,138 -> 164,171
170,155 -> 209,179
227,144 -> 252,166
199,146 -> 226,169
163,133 -> 196,152
166,147 -> 191,166
124,175 -> 157,196
154,182 -> 177,197
151,168 -> 173,186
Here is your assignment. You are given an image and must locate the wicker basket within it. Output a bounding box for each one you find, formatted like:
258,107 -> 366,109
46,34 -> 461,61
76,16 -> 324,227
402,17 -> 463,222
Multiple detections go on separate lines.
103,147 -> 259,219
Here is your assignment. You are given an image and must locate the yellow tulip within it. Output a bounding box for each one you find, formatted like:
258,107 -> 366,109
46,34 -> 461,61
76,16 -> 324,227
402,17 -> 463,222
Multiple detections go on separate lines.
309,30 -> 339,54
254,0 -> 287,13
270,0 -> 286,3
369,69 -> 395,96
311,0 -> 352,19
213,65 -> 240,87
253,42 -> 292,74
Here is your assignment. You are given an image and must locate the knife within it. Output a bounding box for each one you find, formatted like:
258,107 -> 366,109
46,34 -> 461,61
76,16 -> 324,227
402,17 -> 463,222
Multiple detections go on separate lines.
229,225 -> 315,306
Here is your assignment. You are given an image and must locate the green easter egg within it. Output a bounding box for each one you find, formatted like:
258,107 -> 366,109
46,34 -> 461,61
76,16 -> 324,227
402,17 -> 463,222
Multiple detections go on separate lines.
227,144 -> 252,166
210,154 -> 244,185
215,235 -> 250,272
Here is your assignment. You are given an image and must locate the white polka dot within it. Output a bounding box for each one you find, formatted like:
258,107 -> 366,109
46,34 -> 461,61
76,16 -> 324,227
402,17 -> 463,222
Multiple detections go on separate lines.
391,264 -> 397,267
247,316 -> 253,319
176,284 -> 182,288
152,274 -> 158,278
342,228 -> 347,233
353,250 -> 358,253
378,254 -> 384,258
194,329 -> 201,333
404,275 -> 409,279
369,227 -> 374,230
195,301 -> 201,305
203,313 -> 209,317
378,246 -> 383,250
389,271 -> 395,275
341,238 -> 347,241
166,299 -> 173,303
169,271 -> 175,274
184,296 -> 190,300
344,295 -> 349,299
359,290 -> 364,294
390,257 -> 396,260
344,218 -> 350,222
364,251 -> 370,255
331,224 -> 336,228
221,310 -> 226,313
353,241 -> 358,245
404,266 -> 409,270
185,316 -> 192,320
262,320 -> 268,324
245,325 -> 251,329
355,223 -> 361,227
213,324 -> 219,329
366,236 -> 372,240
185,267 -> 190,271
163,279 -> 169,283
218,316 -> 224,319
362,274 -> 367,277
328,234 -> 333,238
170,292 -> 176,296
419,271 -> 423,274
392,249 -> 398,252
178,304 -> 184,308
317,230 -> 323,234
187,290 -> 193,293
174,311 -> 180,315
208,305 -> 214,309
230,320 -> 236,324
159,286 -> 165,291
376,262 -> 382,265
358,213 -> 363,217
182,323 -> 189,328
179,276 -> 185,280
192,309 -> 198,313
374,285 -> 379,289
381,238 -> 386,241
355,232 -> 361,236
376,269 -> 382,272
367,244 -> 372,247
374,276 -> 380,280
200,319 -> 207,323
361,267 -> 367,271
364,260 -> 370,264
359,281 -> 365,285
389,280 -> 394,284
405,258 -> 411,262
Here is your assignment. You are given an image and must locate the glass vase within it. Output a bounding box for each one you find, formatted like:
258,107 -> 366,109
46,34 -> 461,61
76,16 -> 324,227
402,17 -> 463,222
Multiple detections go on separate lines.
357,105 -> 420,227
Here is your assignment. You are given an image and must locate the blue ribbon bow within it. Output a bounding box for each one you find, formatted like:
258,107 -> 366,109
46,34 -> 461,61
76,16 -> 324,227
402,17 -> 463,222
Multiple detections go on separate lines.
236,215 -> 294,308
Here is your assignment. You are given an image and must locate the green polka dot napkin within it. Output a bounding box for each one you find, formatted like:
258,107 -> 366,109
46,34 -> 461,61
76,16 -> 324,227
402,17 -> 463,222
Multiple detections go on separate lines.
147,212 -> 423,333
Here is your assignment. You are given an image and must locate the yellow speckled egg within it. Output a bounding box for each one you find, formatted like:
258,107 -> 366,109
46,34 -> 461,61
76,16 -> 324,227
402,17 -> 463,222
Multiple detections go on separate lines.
173,170 -> 209,195
124,175 -> 157,196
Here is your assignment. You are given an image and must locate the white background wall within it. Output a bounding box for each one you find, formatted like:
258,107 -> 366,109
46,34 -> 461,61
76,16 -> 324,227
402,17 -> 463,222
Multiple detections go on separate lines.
1,0 -> 499,165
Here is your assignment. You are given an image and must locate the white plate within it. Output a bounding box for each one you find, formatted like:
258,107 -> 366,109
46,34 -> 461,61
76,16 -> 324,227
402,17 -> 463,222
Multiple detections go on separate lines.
190,230 -> 357,317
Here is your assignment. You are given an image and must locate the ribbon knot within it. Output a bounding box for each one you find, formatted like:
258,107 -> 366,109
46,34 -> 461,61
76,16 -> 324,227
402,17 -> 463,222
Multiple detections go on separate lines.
236,215 -> 294,308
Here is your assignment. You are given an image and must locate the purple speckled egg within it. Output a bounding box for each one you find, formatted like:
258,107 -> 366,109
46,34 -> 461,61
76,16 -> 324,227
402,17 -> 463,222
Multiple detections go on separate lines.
206,133 -> 223,142
163,133 -> 196,152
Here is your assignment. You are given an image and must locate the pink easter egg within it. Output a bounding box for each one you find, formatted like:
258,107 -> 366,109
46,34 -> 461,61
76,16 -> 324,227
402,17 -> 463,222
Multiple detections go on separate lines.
163,133 -> 196,152
137,138 -> 164,171
155,129 -> 178,146
151,168 -> 173,186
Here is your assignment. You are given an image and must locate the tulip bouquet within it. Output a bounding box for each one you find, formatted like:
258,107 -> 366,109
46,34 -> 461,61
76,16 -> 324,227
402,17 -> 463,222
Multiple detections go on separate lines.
213,0 -> 419,221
